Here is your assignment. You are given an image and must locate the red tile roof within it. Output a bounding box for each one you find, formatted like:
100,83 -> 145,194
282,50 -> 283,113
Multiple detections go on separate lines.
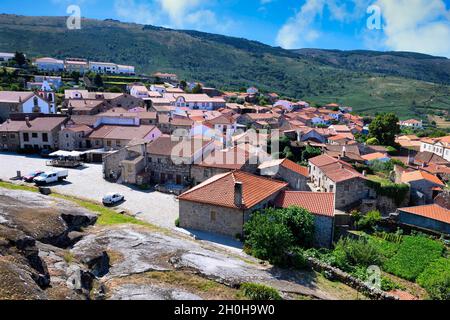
275,191 -> 335,217
399,204 -> 450,224
280,159 -> 309,177
178,171 -> 288,209
401,170 -> 445,186
309,154 -> 366,182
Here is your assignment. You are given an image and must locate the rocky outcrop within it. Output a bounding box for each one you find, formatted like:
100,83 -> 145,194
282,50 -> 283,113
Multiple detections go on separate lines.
0,189 -> 98,300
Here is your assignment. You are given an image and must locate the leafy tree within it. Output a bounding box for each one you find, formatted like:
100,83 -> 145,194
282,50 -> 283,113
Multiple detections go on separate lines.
13,52 -> 27,67
356,210 -> 382,231
301,145 -> 322,162
192,83 -> 203,94
368,113 -> 400,146
366,137 -> 380,145
179,80 -> 187,90
279,206 -> 315,247
93,73 -> 104,88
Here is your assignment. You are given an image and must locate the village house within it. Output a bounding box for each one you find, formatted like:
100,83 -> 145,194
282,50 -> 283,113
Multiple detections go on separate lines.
0,52 -> 15,62
258,158 -> 310,191
59,123 -> 94,151
400,119 -> 423,130
146,135 -> 215,186
19,116 -> 67,151
0,119 -> 24,151
420,136 -> 450,162
172,94 -> 226,110
64,58 -> 89,74
153,72 -> 178,83
178,171 -> 288,237
395,204 -> 450,235
309,154 -> 374,209
88,124 -> 161,150
191,146 -> 258,184
275,191 -> 336,247
34,57 -> 65,72
399,170 -> 445,205
0,91 -> 55,121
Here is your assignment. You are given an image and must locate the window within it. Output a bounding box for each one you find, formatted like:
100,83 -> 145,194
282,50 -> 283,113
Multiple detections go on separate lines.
32,133 -> 38,138
210,211 -> 217,222
42,133 -> 48,142
23,133 -> 29,142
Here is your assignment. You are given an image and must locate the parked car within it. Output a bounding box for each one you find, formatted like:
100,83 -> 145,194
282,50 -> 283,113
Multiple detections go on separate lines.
102,193 -> 125,206
33,170 -> 68,185
22,170 -> 44,183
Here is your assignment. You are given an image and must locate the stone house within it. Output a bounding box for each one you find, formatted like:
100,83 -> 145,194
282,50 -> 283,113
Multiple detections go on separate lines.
19,116 -> 67,151
275,191 -> 336,248
0,120 -> 24,151
146,135 -> 215,185
258,158 -> 309,191
399,170 -> 445,205
59,124 -> 93,151
178,171 -> 288,237
88,124 -> 161,150
191,146 -> 258,185
309,154 -> 374,210
395,204 -> 450,235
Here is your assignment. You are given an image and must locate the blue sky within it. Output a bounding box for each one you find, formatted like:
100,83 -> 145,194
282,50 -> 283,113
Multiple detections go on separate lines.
1,0 -> 450,57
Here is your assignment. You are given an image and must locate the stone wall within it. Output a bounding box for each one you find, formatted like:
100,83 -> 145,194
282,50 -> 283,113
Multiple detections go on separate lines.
314,215 -> 334,248
306,257 -> 398,300
278,166 -> 309,191
179,200 -> 245,237
335,178 -> 374,210
398,211 -> 450,235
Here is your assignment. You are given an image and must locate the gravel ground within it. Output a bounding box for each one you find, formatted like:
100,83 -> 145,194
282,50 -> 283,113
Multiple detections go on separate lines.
0,152 -> 179,229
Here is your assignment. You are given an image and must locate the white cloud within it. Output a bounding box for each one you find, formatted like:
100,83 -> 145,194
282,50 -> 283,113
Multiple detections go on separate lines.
376,0 -> 450,57
113,0 -> 232,33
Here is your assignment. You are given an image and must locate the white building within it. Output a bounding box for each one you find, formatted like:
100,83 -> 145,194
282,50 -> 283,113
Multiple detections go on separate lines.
400,119 -> 423,130
89,61 -> 118,74
34,57 -> 65,72
117,65 -> 135,75
173,94 -> 226,111
0,52 -> 15,62
420,136 -> 450,162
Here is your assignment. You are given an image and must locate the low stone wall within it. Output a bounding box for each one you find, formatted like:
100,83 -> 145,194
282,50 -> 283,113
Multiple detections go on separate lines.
306,257 -> 399,300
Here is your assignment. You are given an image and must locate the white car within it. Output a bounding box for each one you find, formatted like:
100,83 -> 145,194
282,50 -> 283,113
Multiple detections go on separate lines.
102,193 -> 125,206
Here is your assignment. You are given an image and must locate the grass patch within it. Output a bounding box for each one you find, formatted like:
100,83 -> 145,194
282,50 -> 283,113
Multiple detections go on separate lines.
384,236 -> 445,281
417,258 -> 450,300
367,236 -> 401,260
0,181 -> 38,193
63,251 -> 75,264
239,283 -> 282,301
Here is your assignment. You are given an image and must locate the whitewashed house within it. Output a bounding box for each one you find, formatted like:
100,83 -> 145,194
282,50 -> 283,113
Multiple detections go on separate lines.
35,57 -> 65,72
89,61 -> 118,74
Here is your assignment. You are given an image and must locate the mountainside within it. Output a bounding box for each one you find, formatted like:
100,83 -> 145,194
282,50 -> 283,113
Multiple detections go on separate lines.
0,14 -> 450,118
293,49 -> 450,85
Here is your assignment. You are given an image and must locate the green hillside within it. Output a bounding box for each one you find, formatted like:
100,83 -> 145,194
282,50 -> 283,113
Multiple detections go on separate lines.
0,14 -> 449,118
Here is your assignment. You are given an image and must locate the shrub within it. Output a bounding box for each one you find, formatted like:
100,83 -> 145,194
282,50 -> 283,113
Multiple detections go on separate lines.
332,238 -> 383,272
290,247 -> 309,269
385,146 -> 397,155
244,210 -> 295,266
174,218 -> 180,227
279,206 -> 315,247
243,207 -> 315,266
240,283 -> 282,300
366,137 -> 380,145
384,236 -> 445,281
417,258 -> 450,300
356,210 -> 382,231
367,236 -> 401,259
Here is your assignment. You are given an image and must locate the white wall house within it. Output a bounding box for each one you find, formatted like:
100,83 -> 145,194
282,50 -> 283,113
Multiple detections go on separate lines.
174,95 -> 226,111
89,61 -> 118,74
400,119 -> 423,130
130,86 -> 150,98
0,52 -> 15,62
117,65 -> 135,75
420,136 -> 450,162
35,57 -> 65,72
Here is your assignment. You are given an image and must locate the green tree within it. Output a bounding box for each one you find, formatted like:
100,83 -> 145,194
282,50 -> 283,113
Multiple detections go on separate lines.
192,83 -> 203,94
93,73 -> 104,88
279,206 -> 315,247
301,145 -> 322,162
13,52 -> 27,67
368,113 -> 400,146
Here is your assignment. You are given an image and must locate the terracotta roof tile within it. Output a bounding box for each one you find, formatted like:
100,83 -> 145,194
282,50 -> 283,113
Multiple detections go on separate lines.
399,204 -> 450,224
178,171 -> 288,209
401,170 -> 445,186
275,191 -> 335,217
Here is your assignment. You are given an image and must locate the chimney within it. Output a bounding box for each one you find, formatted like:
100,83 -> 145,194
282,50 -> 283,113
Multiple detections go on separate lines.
25,117 -> 31,127
341,146 -> 347,158
234,181 -> 244,208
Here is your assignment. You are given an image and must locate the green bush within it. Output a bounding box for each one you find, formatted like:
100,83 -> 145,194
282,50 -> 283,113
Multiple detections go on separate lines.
384,236 -> 445,281
356,210 -> 382,231
367,236 -> 401,259
417,258 -> 450,300
243,210 -> 295,266
279,206 -> 315,247
175,218 -> 180,227
240,283 -> 282,301
366,137 -> 380,145
332,238 -> 383,272
290,247 -> 309,269
243,207 -> 315,266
